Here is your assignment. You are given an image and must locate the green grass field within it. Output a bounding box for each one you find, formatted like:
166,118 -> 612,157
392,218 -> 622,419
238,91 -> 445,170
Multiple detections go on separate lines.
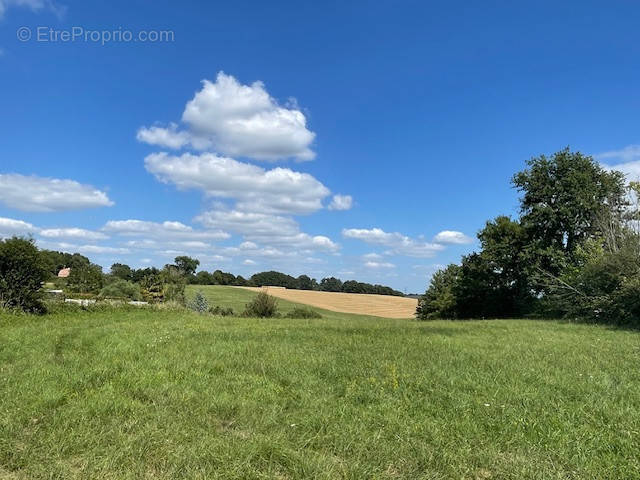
185,285 -> 308,316
1,286 -> 639,479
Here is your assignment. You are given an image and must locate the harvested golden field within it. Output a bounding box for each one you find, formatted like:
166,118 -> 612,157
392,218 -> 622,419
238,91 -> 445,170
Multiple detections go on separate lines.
241,287 -> 418,318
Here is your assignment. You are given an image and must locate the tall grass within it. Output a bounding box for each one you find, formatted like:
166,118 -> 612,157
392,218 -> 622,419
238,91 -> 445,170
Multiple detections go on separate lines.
0,292 -> 639,478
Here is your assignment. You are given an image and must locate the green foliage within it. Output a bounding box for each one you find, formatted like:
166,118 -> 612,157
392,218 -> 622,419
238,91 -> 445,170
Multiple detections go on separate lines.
190,269 -> 241,286
212,269 -> 237,285
39,249 -> 91,278
208,305 -> 235,316
66,263 -> 105,294
418,148 -> 634,324
320,276 -> 343,292
188,291 -> 210,314
234,275 -> 248,286
249,270 -> 298,288
296,274 -> 314,290
242,291 -> 279,317
513,147 -> 626,274
174,256 -> 200,276
110,263 -> 133,281
99,279 -> 142,300
416,264 -> 460,319
285,307 -> 322,319
193,270 -> 215,285
139,267 -> 186,304
543,234 -> 640,326
0,237 -> 47,313
190,269 -> 398,295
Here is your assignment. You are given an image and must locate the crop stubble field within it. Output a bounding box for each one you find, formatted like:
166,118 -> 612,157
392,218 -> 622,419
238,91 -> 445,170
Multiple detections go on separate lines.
240,286 -> 418,318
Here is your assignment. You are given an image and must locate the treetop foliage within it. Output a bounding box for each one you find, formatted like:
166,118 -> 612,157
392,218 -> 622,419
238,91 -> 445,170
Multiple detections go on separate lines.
419,148 -> 638,326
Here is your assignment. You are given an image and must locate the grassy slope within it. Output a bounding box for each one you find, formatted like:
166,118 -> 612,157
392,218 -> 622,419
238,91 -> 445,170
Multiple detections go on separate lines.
185,285 -> 372,319
186,284 -> 301,314
0,293 -> 638,478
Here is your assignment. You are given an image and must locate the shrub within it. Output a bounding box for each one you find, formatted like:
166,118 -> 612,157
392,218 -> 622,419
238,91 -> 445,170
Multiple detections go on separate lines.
0,237 -> 47,313
163,282 -> 186,304
139,269 -> 186,304
188,291 -> 210,313
242,292 -> 278,317
208,305 -> 235,316
285,307 -> 322,319
99,279 -> 142,301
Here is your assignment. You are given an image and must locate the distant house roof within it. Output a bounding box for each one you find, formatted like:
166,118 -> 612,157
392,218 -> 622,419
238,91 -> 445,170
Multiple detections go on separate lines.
57,268 -> 71,278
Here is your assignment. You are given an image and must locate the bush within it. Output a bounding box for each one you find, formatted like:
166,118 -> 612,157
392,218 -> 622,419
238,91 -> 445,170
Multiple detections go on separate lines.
0,237 -> 47,313
242,292 -> 278,317
99,279 -> 142,301
285,307 -> 322,319
208,305 -> 235,316
139,269 -> 186,304
188,291 -> 209,313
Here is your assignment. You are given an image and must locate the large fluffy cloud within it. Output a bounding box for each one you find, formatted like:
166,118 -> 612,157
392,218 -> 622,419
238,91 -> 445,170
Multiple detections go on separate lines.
145,152 -> 330,215
342,227 -> 445,258
137,72 -> 316,161
0,174 -> 113,212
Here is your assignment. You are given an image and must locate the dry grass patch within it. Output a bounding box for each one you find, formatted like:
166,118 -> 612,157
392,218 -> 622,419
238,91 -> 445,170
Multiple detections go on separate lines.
240,287 -> 417,318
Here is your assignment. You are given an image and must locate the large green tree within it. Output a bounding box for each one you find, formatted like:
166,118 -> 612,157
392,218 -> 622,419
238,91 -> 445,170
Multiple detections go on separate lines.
512,148 -> 626,274
174,256 -> 200,276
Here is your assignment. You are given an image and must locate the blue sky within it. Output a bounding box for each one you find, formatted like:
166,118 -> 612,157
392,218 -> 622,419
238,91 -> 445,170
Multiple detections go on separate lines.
1,0 -> 640,293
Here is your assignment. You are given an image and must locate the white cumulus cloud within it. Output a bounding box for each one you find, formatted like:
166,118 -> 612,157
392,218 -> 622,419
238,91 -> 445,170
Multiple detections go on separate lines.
433,230 -> 474,245
342,227 -> 445,258
364,261 -> 395,269
0,174 -> 113,212
328,194 -> 353,211
39,228 -> 108,241
197,209 -> 338,253
103,219 -> 229,241
145,152 -> 330,215
137,72 -> 316,161
136,123 -> 190,149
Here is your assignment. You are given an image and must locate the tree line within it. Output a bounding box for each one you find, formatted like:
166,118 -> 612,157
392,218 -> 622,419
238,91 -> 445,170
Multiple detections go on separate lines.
113,260 -> 404,296
417,148 -> 640,327
1,244 -> 405,314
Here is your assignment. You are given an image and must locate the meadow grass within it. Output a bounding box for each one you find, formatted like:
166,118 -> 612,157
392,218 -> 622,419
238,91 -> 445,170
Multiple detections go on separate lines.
0,288 -> 639,479
185,285 -> 327,316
